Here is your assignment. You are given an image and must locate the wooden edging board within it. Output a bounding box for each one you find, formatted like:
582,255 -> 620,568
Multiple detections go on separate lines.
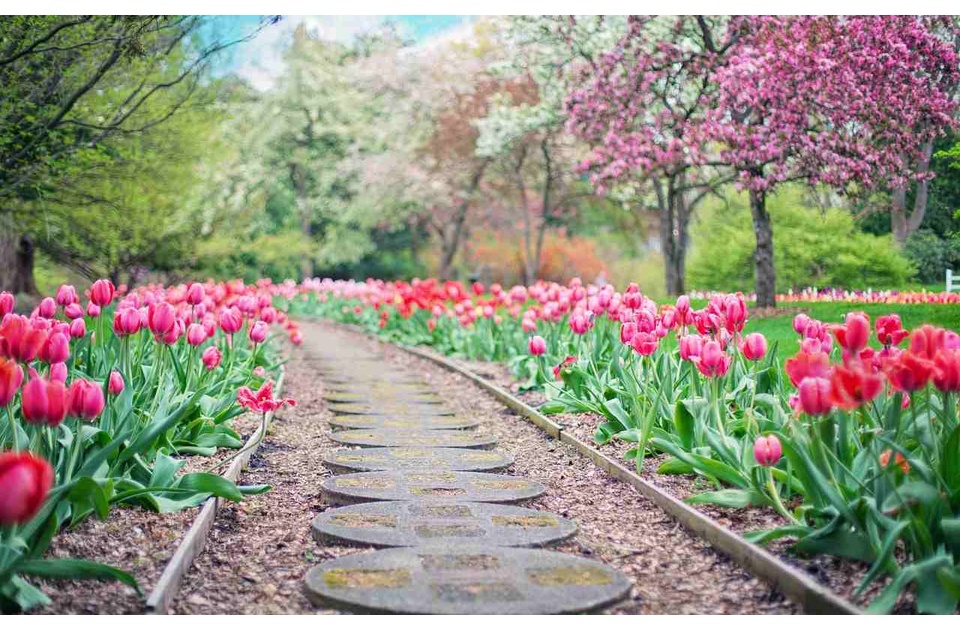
144,369 -> 287,614
394,342 -> 862,615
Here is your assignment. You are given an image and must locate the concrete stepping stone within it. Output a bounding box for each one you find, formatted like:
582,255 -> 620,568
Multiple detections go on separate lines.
328,402 -> 454,416
312,501 -> 576,548
323,391 -> 444,404
322,447 -> 513,473
330,429 -> 496,449
303,546 -> 631,614
328,415 -> 479,431
325,383 -> 434,394
321,471 -> 545,505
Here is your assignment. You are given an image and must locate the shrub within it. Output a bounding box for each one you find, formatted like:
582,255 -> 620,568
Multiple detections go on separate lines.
688,188 -> 914,292
903,229 -> 960,284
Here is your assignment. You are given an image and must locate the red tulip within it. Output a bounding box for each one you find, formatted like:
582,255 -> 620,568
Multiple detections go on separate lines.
236,381 -> 295,414
528,335 -> 546,356
21,373 -> 68,427
202,346 -> 222,371
879,450 -> 910,475
753,435 -> 782,467
933,350 -> 960,393
108,370 -> 125,396
0,315 -> 48,363
249,320 -> 268,344
798,377 -> 833,416
186,323 -> 206,346
89,279 -> 115,307
186,282 -> 205,306
784,350 -> 831,387
741,333 -> 768,361
832,312 -> 870,353
876,314 -> 908,347
67,379 -> 105,421
885,352 -> 935,392
0,357 -> 24,407
0,451 -> 54,525
830,365 -> 883,410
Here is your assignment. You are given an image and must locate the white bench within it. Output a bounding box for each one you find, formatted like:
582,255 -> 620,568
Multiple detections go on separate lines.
948,269 -> 959,292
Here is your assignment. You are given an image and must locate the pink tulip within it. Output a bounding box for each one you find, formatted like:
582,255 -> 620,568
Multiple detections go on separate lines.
38,297 -> 56,319
0,452 -> 54,525
69,318 -> 86,339
620,321 -> 638,344
67,379 -> 105,421
694,340 -> 731,378
679,335 -> 703,361
56,284 -> 78,306
741,333 -> 768,361
202,346 -> 222,371
260,307 -> 277,324
40,332 -> 69,364
798,377 -> 833,416
219,307 -> 242,335
753,435 -> 782,467
528,335 -> 546,356
85,302 -> 100,318
64,303 -> 83,320
49,362 -> 67,383
186,323 -> 207,346
89,279 -> 115,307
147,302 -> 176,337
112,307 -> 142,336
186,283 -> 205,306
108,371 -> 125,395
0,292 -> 14,317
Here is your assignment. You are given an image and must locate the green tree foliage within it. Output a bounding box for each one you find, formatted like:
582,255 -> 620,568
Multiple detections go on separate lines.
688,188 -> 914,292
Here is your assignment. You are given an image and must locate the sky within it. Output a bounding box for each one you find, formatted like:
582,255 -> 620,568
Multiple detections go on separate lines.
207,15 -> 473,90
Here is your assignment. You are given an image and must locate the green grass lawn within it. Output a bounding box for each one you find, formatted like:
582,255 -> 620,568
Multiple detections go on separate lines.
747,303 -> 960,358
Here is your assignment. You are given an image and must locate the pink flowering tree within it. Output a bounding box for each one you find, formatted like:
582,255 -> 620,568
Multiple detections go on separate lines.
566,16 -> 738,296
705,16 -> 959,307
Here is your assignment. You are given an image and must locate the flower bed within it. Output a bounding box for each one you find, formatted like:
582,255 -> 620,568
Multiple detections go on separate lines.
284,277 -> 960,614
0,278 -> 299,612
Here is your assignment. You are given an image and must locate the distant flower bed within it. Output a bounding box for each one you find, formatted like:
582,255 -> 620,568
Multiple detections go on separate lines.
688,288 -> 960,305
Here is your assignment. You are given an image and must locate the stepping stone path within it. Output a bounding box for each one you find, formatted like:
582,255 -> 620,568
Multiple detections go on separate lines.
312,501 -> 577,548
304,341 -> 631,614
322,447 -> 514,473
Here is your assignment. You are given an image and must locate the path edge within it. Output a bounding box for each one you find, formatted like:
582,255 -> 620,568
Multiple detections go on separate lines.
388,340 -> 862,615
144,368 -> 287,614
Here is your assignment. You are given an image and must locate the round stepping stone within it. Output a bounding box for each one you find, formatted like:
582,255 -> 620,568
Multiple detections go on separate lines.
323,447 -> 513,472
330,429 -> 496,449
328,402 -> 454,416
323,391 -> 444,405
303,546 -> 631,614
312,501 -> 576,548
328,415 -> 479,431
321,471 -> 544,505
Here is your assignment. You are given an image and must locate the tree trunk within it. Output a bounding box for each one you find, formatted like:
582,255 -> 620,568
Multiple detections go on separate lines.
890,141 -> 934,246
0,219 -> 37,295
437,161 -> 488,281
657,178 -> 687,296
749,188 -> 776,308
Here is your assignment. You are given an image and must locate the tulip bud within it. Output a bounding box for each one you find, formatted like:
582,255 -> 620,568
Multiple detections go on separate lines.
0,452 -> 54,525
219,307 -> 243,335
260,306 -> 277,324
40,331 -> 70,364
0,292 -> 15,317
86,302 -> 100,318
753,435 -> 782,467
798,377 -> 833,415
109,370 -> 125,396
249,320 -> 268,344
64,303 -> 83,320
0,357 -> 24,407
741,333 -> 768,362
147,302 -> 176,337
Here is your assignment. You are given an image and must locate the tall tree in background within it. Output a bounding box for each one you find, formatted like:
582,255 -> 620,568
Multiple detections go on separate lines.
0,15 -> 276,292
